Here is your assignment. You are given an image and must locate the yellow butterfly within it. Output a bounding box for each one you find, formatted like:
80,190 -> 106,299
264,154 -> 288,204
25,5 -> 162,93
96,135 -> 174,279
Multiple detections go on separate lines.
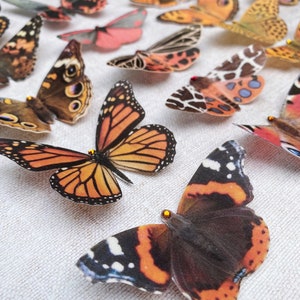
157,0 -> 239,26
218,0 -> 287,44
266,22 -> 300,63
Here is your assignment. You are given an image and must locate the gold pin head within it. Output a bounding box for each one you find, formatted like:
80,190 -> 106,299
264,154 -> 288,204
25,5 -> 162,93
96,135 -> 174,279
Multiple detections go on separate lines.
161,209 -> 172,219
88,149 -> 96,155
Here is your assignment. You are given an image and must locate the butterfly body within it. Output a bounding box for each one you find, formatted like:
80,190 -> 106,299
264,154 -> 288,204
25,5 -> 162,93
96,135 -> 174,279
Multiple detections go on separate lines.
0,39 -> 92,132
0,80 -> 176,204
0,15 -> 42,85
237,75 -> 300,158
166,44 -> 266,116
107,25 -> 201,73
58,8 -> 147,50
77,140 -> 269,298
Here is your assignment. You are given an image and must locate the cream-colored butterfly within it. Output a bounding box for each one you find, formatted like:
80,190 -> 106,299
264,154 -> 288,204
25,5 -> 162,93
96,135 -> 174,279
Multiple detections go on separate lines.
266,22 -> 300,63
218,0 -> 287,44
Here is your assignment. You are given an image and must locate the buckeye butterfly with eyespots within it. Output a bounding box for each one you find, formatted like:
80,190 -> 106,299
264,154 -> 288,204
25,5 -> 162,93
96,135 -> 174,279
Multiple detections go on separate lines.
0,80 -> 176,205
0,39 -> 92,132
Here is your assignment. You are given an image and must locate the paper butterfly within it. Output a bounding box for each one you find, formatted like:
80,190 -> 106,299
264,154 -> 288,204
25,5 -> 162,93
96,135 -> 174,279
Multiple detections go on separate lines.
166,44 -> 266,117
0,16 -> 9,38
279,0 -> 298,4
0,40 -> 92,132
0,15 -> 42,85
3,0 -> 106,22
107,25 -> 201,73
130,0 -> 190,7
76,140 -> 270,299
218,0 -> 287,44
57,8 -> 147,50
265,22 -> 300,64
0,80 -> 176,205
157,0 -> 239,26
237,74 -> 300,159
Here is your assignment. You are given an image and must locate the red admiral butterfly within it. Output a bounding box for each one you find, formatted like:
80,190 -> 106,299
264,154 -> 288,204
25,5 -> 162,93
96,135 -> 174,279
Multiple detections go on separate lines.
77,140 -> 270,299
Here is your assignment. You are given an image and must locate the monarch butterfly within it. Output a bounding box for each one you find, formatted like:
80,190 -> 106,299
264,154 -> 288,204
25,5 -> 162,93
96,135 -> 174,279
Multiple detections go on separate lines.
0,80 -> 176,205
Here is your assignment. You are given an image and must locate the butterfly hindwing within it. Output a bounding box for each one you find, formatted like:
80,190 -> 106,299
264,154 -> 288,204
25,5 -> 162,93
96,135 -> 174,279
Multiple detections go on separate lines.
0,15 -> 42,85
57,8 -> 147,50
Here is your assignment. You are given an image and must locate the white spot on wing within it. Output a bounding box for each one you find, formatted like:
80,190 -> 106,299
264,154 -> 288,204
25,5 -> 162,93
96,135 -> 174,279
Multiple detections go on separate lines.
202,158 -> 221,171
106,237 -> 124,256
111,262 -> 124,273
226,162 -> 236,171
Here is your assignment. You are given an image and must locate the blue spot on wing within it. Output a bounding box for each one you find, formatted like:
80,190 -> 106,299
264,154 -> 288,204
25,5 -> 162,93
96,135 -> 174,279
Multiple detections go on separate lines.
226,82 -> 236,90
248,80 -> 261,89
239,89 -> 252,98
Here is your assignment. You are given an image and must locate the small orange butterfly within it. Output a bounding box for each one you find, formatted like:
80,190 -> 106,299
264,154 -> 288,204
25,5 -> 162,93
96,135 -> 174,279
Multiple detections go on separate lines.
130,0 -> 190,7
218,0 -> 287,44
157,0 -> 239,26
266,22 -> 300,63
0,16 -> 9,38
0,80 -> 176,205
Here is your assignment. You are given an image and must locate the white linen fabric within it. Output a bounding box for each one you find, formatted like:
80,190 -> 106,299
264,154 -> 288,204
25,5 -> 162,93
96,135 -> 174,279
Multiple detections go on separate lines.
0,1 -> 299,299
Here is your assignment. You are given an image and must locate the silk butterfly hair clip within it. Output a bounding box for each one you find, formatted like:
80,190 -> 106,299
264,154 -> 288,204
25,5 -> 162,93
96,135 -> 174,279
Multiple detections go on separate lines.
236,74 -> 300,159
107,25 -> 201,73
0,15 -> 42,85
76,140 -> 270,299
157,0 -> 239,26
0,39 -> 92,132
57,8 -> 147,50
130,0 -> 191,7
0,80 -> 176,205
265,22 -> 300,64
217,0 -> 287,44
166,44 -> 266,117
3,0 -> 106,22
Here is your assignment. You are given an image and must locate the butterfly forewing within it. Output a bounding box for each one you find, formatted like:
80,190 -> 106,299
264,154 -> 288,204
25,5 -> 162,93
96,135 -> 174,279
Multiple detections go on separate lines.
77,224 -> 171,291
0,15 -> 42,84
96,81 -> 145,152
108,124 -> 176,173
147,25 -> 201,53
0,138 -> 90,171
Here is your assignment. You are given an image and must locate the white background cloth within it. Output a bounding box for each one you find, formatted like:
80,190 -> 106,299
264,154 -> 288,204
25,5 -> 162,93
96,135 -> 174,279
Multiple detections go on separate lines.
0,1 -> 299,299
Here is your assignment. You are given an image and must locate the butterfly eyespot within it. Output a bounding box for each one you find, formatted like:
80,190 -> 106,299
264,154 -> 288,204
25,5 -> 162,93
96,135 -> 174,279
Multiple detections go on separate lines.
66,65 -> 78,78
218,0 -> 230,6
0,113 -> 18,123
161,209 -> 172,219
68,100 -> 82,112
20,122 -> 37,128
65,82 -> 84,97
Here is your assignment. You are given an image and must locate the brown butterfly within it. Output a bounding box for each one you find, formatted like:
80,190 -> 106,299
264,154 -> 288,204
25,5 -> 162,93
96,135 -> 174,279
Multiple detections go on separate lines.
0,39 -> 92,132
0,15 -> 42,85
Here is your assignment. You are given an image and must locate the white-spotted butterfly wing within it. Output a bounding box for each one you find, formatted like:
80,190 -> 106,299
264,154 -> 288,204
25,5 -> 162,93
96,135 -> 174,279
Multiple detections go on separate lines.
76,140 -> 269,299
57,8 -> 147,50
0,40 -> 92,132
166,44 -> 266,116
0,15 -> 42,85
237,75 -> 300,158
218,0 -> 287,44
107,25 -> 201,72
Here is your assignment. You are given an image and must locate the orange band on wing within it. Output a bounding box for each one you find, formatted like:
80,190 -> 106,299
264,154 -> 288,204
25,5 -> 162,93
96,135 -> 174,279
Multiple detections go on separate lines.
185,181 -> 248,204
136,226 -> 170,285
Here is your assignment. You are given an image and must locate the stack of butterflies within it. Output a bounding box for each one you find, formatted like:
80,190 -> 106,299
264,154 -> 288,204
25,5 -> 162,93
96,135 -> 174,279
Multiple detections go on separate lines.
0,0 -> 299,299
